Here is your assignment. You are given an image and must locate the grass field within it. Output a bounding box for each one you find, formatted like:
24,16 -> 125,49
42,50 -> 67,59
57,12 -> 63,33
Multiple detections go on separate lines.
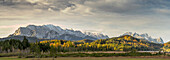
0,57 -> 170,60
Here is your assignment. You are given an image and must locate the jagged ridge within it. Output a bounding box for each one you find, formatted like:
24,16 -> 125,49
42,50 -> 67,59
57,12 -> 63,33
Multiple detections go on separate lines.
10,24 -> 109,41
122,32 -> 164,44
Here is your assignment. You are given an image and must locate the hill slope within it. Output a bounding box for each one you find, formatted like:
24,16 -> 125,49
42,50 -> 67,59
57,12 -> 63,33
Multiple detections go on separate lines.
163,41 -> 170,52
92,35 -> 163,51
41,35 -> 163,51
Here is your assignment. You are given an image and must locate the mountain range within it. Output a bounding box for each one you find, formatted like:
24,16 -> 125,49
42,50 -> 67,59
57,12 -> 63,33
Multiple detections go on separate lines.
122,32 -> 164,44
6,24 -> 108,41
0,24 -> 164,44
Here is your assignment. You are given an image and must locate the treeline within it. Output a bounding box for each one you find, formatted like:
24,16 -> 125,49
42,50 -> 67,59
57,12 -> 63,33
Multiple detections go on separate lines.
0,37 -> 51,58
0,37 -> 30,53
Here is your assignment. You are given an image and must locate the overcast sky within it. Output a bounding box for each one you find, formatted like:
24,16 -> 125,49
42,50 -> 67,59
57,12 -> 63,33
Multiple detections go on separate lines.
0,0 -> 170,42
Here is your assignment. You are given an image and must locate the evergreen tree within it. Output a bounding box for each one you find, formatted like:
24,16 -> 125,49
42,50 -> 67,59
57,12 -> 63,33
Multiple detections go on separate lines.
35,44 -> 41,58
22,36 -> 30,50
2,40 -> 11,53
50,46 -> 57,60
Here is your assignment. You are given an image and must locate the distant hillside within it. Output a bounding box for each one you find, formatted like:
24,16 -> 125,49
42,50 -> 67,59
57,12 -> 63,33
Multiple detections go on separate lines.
163,41 -> 170,52
40,35 -> 163,51
75,39 -> 94,43
91,35 -> 163,51
74,39 -> 94,44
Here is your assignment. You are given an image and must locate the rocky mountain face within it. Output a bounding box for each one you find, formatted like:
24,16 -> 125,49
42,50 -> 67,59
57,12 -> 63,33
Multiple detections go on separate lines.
10,24 -> 109,41
122,32 -> 164,44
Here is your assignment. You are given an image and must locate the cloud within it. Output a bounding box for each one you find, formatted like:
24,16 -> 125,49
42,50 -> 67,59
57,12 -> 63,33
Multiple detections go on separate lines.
0,0 -> 170,42
60,3 -> 94,15
1,0 -> 170,15
26,0 -> 42,4
154,9 -> 170,14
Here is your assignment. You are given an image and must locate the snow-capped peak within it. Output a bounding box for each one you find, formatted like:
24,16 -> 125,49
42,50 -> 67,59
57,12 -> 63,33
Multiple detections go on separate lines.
43,24 -> 63,32
122,32 -> 164,44
84,32 -> 108,39
11,24 -> 109,40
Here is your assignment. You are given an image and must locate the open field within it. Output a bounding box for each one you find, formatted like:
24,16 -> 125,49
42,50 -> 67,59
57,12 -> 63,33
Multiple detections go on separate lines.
0,57 -> 170,60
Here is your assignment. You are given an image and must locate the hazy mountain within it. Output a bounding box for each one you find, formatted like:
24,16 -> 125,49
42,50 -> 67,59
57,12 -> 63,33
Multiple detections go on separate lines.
0,36 -> 48,42
9,24 -> 109,41
122,32 -> 164,44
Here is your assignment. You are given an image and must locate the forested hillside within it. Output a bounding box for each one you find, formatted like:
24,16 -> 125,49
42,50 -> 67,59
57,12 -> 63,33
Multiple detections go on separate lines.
163,41 -> 170,52
40,35 -> 163,51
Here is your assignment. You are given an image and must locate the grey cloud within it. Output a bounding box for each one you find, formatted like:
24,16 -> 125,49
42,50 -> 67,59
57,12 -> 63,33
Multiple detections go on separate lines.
0,0 -> 75,11
1,0 -> 170,15
0,0 -> 33,6
82,0 -> 170,14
